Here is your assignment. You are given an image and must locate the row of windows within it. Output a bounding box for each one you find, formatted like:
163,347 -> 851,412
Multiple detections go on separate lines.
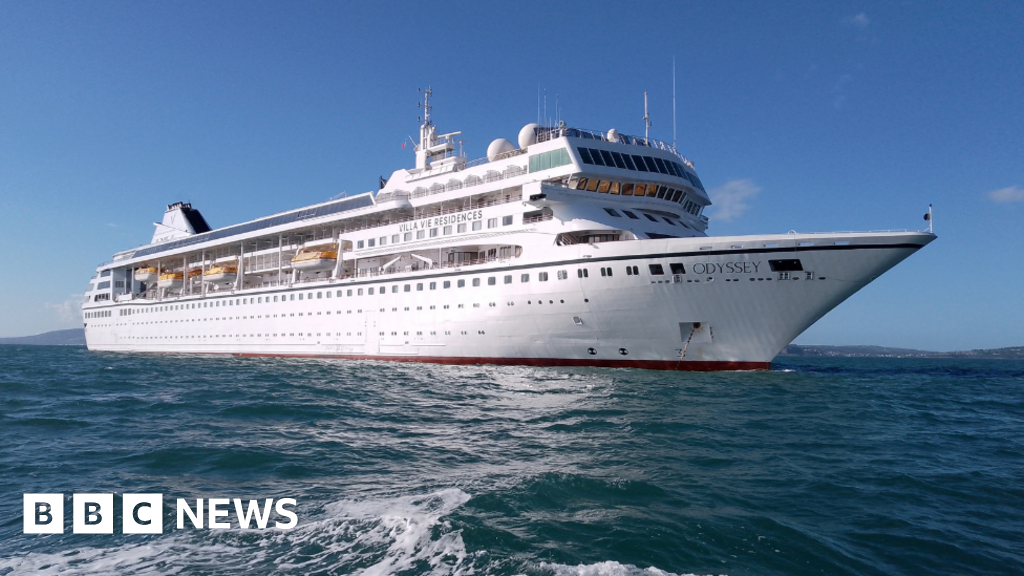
98,261 -> 705,317
577,147 -> 704,190
529,148 -> 572,173
85,310 -> 111,319
356,216 -> 514,249
602,207 -> 686,227
576,177 -> 699,214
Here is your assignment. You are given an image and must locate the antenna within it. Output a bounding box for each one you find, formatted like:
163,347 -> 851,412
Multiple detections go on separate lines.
672,56 -> 677,149
543,89 -> 547,127
643,91 -> 652,144
537,84 -> 541,125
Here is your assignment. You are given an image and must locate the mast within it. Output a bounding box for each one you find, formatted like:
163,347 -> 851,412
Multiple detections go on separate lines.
672,57 -> 677,149
643,91 -> 652,144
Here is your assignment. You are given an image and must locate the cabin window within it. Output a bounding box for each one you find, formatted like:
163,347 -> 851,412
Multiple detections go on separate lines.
487,218 -> 497,228
597,180 -> 611,193
502,215 -> 513,226
444,281 -> 451,289
392,234 -> 399,243
472,278 -> 480,287
358,288 -> 363,295
458,279 -> 465,288
577,268 -> 589,278
768,259 -> 804,272
298,294 -> 303,300
539,272 -> 549,281
470,221 -> 480,231
367,238 -> 375,247
404,284 -> 411,292
417,230 -> 425,239
346,289 -> 353,296
626,265 -> 639,275
416,283 -> 423,291
521,273 -> 529,282
487,277 -> 496,285
609,182 -> 620,194
619,182 -> 634,196
664,217 -> 676,226
379,236 -> 386,245
357,240 -> 364,249
404,232 -> 412,241
603,208 -> 621,217
429,282 -> 437,290
576,177 -> 589,190
586,179 -> 600,192
430,228 -> 438,237
392,285 -> 398,293
458,223 -> 467,233
557,270 -> 568,280
649,264 -> 665,275
504,275 -> 512,284
444,226 -> 452,235
670,263 -> 686,274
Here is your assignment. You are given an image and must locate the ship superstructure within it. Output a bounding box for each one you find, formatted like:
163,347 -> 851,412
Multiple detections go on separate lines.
82,91 -> 934,370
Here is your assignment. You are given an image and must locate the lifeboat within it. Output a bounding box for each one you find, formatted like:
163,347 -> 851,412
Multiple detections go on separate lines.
291,247 -> 338,271
134,266 -> 158,282
157,272 -> 184,289
204,265 -> 238,284
188,269 -> 203,279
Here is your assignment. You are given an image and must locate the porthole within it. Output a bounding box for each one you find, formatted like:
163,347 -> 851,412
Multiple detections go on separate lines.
619,348 -> 629,356
587,347 -> 597,355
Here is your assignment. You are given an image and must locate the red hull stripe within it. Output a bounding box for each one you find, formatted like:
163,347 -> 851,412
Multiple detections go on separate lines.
226,352 -> 770,372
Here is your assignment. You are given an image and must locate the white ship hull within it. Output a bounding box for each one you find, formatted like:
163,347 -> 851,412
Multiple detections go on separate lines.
83,231 -> 932,370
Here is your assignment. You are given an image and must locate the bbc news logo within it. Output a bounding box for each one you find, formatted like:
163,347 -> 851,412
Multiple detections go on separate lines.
23,494 -> 297,534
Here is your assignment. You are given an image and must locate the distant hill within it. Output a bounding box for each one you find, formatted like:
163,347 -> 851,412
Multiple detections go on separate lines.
781,344 -> 1024,360
0,329 -> 85,346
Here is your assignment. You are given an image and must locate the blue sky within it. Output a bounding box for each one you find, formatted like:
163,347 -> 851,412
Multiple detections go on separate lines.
1,1 -> 1021,350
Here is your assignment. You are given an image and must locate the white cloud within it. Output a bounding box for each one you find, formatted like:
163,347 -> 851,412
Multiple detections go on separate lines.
845,13 -> 870,28
45,294 -> 85,325
987,185 -> 1024,203
707,179 -> 761,222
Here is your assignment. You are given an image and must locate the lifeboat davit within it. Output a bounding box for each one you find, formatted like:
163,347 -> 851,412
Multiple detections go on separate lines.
204,265 -> 238,284
291,248 -> 338,271
134,266 -> 158,282
157,272 -> 184,289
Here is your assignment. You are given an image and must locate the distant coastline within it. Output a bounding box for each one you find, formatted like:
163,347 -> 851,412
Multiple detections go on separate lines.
0,329 -> 86,346
2,329 -> 1022,359
781,344 -> 1024,360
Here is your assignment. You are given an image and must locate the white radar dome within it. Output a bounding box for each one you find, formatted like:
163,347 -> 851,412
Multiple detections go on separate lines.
518,123 -> 540,149
487,138 -> 515,161
606,128 -> 620,143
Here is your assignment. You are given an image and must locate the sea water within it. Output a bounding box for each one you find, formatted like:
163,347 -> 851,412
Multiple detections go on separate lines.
0,346 -> 1021,575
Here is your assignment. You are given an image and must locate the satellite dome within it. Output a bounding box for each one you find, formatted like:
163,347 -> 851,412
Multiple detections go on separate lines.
487,138 -> 515,161
518,123 -> 540,149
606,128 -> 620,143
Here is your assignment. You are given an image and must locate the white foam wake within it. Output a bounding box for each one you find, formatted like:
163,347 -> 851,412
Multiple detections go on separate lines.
0,488 -> 473,576
538,560 -> 718,576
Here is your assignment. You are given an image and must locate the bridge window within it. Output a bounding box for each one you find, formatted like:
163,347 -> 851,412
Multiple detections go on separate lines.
604,208 -> 621,217
649,264 -> 665,275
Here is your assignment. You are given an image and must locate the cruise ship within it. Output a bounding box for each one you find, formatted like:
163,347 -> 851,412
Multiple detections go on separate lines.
82,91 -> 935,370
